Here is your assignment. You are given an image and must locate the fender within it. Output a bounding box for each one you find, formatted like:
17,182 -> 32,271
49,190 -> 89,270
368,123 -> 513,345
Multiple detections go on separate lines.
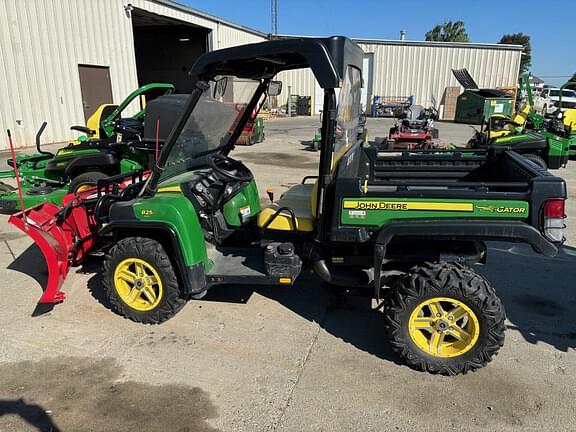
374,219 -> 558,257
102,194 -> 209,295
372,219 -> 558,301
99,221 -> 207,296
63,153 -> 119,178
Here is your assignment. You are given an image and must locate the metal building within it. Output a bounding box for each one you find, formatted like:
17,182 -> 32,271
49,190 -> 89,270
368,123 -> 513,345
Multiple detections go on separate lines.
0,0 -> 266,149
0,0 -> 523,150
279,38 -> 523,115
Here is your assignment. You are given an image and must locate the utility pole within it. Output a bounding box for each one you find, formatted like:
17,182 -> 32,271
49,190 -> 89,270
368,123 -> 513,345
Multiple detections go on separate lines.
271,0 -> 278,35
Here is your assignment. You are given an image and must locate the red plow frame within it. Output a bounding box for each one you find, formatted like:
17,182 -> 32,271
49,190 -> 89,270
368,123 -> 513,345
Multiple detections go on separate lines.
8,194 -> 97,312
7,171 -> 148,314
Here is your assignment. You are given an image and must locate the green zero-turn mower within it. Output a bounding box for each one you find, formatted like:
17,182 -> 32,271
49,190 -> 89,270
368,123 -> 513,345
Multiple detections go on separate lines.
0,83 -> 176,213
555,81 -> 576,158
468,74 -> 570,169
9,37 -> 567,375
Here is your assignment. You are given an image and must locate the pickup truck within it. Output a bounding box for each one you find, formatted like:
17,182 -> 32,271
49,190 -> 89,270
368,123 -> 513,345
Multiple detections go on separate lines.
534,87 -> 576,116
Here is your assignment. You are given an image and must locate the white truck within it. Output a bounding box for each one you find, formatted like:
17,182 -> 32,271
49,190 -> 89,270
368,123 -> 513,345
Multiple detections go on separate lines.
534,87 -> 576,116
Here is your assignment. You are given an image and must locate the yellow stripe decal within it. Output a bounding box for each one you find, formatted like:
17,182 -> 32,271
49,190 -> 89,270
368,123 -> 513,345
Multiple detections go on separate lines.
343,201 -> 473,212
157,186 -> 181,193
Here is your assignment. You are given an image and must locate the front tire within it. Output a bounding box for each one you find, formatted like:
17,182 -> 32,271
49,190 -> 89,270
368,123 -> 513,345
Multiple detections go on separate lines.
102,237 -> 186,324
384,262 -> 505,375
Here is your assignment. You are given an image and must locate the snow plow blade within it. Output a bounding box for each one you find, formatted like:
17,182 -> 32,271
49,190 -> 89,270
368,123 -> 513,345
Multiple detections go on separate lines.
8,197 -> 95,312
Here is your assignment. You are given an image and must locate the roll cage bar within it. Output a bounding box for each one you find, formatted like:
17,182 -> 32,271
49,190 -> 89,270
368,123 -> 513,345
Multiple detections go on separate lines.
144,36 -> 364,197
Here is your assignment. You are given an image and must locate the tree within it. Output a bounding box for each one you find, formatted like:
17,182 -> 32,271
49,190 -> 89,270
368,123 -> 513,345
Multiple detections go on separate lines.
565,72 -> 576,90
499,33 -> 531,74
425,21 -> 469,42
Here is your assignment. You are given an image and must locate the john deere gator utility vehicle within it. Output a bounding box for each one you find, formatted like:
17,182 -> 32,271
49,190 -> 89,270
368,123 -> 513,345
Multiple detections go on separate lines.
9,37 -> 567,375
0,83 -> 177,213
468,74 -> 569,169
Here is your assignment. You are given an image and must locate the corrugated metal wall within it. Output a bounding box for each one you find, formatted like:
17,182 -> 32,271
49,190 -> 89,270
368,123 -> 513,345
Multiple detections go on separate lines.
275,69 -> 316,108
0,0 -> 138,149
357,41 -> 522,109
0,0 -> 265,150
0,0 -> 521,150
271,40 -> 521,115
130,0 -> 265,49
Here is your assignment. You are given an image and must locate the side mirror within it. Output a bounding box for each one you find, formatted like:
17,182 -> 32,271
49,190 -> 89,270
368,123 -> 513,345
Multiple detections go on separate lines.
213,77 -> 228,98
268,81 -> 282,97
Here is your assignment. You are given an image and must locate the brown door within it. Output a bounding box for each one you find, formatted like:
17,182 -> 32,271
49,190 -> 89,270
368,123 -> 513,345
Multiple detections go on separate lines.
78,65 -> 113,121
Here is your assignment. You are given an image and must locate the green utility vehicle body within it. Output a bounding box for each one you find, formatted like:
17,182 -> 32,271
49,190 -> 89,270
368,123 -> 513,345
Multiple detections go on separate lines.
0,84 -> 176,213
10,37 -> 567,376
94,38 -> 564,300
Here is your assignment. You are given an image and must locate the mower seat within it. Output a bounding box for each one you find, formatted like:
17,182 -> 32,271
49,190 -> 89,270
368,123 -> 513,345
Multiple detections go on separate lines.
257,182 -> 318,232
564,109 -> 576,132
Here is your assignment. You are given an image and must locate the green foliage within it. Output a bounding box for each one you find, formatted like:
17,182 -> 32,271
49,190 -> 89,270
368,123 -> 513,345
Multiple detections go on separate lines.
425,21 -> 469,42
499,33 -> 531,74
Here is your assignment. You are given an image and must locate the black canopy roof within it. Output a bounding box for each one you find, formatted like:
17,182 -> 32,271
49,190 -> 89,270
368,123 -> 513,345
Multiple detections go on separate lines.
188,36 -> 364,89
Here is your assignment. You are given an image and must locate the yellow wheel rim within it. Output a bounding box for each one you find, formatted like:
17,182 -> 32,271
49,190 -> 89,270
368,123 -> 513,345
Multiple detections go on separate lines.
113,258 -> 163,312
75,184 -> 92,193
408,297 -> 480,358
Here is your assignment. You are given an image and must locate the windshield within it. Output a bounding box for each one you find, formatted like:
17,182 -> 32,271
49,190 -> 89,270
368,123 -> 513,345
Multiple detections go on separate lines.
160,76 -> 260,182
549,89 -> 576,98
406,105 -> 425,121
332,66 -> 362,167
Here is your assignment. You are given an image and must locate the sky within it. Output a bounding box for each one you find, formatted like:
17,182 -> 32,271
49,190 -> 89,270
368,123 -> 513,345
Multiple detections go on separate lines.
183,0 -> 575,87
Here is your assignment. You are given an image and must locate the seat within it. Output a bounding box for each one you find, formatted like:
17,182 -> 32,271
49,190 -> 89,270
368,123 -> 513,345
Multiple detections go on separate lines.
488,105 -> 530,140
563,109 -> 576,132
257,182 -> 318,232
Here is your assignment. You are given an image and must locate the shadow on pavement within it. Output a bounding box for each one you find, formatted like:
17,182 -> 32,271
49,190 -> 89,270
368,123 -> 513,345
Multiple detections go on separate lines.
0,399 -> 61,432
477,243 -> 576,352
9,240 -> 576,359
202,275 -> 400,366
7,244 -> 48,292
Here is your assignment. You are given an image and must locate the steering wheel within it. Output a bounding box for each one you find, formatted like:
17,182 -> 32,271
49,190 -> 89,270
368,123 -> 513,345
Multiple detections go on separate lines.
208,154 -> 252,182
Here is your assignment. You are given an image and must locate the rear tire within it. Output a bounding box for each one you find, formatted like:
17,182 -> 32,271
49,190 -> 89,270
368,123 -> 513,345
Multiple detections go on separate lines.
102,237 -> 186,324
384,262 -> 505,375
69,171 -> 108,193
523,153 -> 547,169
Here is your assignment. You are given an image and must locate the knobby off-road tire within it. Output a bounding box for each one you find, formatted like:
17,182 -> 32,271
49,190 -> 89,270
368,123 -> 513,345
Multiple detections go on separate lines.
103,237 -> 186,324
522,154 -> 547,169
384,262 -> 505,375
